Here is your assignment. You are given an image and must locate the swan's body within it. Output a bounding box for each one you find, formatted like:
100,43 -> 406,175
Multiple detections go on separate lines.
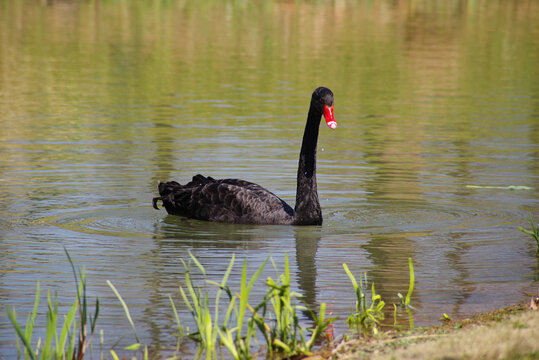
154,176 -> 296,224
152,87 -> 336,225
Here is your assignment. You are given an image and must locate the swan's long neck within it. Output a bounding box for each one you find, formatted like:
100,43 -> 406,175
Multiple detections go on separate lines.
293,104 -> 323,225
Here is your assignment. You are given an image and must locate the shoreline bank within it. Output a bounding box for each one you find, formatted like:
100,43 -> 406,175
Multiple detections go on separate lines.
315,301 -> 538,360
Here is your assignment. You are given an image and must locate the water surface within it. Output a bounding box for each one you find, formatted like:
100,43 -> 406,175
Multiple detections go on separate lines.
1,0 -> 538,357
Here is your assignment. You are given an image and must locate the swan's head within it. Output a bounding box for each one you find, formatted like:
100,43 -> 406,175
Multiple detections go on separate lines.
312,87 -> 337,129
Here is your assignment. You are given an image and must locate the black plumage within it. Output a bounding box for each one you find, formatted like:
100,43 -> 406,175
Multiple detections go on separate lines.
152,87 -> 336,225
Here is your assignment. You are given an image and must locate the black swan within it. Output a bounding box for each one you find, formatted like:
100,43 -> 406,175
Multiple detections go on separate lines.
152,87 -> 337,225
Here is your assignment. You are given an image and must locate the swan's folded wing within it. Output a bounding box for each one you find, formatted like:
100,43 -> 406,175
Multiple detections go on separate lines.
158,178 -> 293,224
195,181 -> 294,224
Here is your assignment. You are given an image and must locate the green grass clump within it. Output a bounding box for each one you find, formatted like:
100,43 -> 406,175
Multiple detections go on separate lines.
343,263 -> 385,336
6,249 -> 100,360
216,255 -> 266,360
177,252 -> 332,359
176,251 -> 266,360
519,215 -> 539,254
396,257 -> 416,328
177,251 -> 224,359
7,251 -> 419,359
251,255 -> 335,358
344,257 -> 417,335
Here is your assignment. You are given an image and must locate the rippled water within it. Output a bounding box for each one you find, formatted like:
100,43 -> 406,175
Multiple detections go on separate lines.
1,0 -> 538,357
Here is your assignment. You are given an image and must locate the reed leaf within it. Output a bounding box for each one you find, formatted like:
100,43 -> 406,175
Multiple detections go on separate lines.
237,257 -> 267,342
6,307 -> 37,360
519,215 -> 539,252
210,253 -> 235,349
169,295 -> 184,350
405,258 -> 415,306
26,281 -> 41,358
107,280 -> 141,344
188,250 -> 206,276
41,291 -> 57,359
59,300 -> 78,356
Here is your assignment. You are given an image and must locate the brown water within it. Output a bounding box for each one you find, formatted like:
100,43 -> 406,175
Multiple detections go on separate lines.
1,0 -> 538,357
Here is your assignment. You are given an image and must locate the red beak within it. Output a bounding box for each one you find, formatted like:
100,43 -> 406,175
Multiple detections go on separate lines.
323,104 -> 337,129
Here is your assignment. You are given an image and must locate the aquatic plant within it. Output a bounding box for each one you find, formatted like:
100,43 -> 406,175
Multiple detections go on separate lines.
342,264 -> 386,336
344,258 -> 417,335
7,250 -> 418,359
250,255 -> 335,358
176,251 -> 231,359
169,295 -> 186,353
216,256 -> 267,360
397,258 -> 415,309
396,258 -> 416,328
6,250 -> 100,360
180,252 -> 331,359
518,215 -> 539,253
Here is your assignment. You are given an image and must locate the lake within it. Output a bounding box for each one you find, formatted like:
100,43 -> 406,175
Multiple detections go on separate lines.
0,0 -> 538,357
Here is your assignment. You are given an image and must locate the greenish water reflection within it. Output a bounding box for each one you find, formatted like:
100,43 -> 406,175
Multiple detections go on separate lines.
0,0 -> 538,357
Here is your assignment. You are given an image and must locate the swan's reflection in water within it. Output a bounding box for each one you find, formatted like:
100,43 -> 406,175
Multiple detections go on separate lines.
294,227 -> 321,312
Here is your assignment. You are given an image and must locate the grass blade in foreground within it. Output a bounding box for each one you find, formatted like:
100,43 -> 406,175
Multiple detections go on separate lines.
6,251 -> 102,360
343,263 -> 385,336
217,256 -> 267,360
251,254 -> 328,358
6,306 -> 37,360
169,295 -> 185,351
107,281 -> 141,344
178,253 -> 235,359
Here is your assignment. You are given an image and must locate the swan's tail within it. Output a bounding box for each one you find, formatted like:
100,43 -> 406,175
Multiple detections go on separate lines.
152,175 -> 213,212
152,180 -> 180,210
152,196 -> 161,210
152,181 -> 163,209
152,179 -> 189,211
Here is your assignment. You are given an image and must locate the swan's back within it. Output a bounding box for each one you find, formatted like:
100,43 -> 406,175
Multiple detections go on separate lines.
153,175 -> 294,225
